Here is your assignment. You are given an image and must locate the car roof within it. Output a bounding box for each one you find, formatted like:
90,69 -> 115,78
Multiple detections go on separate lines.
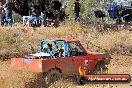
42,38 -> 80,42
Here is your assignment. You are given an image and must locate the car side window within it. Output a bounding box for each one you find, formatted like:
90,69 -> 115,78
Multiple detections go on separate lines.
68,42 -> 86,56
40,41 -> 65,58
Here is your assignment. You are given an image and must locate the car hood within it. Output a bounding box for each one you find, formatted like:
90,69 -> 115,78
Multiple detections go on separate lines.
30,52 -> 50,57
25,52 -> 51,59
87,51 -> 105,55
87,51 -> 112,59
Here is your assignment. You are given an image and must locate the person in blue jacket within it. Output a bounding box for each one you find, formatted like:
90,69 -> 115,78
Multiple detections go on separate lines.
4,0 -> 13,25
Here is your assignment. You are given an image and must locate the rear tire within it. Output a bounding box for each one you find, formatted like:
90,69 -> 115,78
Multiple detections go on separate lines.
44,69 -> 61,85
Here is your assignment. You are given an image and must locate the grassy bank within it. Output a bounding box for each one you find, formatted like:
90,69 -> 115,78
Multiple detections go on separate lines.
0,22 -> 132,60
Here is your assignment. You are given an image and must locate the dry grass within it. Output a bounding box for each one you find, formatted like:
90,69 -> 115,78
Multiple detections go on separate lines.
0,22 -> 132,88
0,22 -> 132,59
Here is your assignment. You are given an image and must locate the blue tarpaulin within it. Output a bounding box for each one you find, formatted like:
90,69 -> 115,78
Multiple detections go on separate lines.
108,5 -> 119,19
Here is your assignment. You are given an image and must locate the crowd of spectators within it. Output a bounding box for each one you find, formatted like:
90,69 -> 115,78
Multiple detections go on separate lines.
0,0 -> 81,27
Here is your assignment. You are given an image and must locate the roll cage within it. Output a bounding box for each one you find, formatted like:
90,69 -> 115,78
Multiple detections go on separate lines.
38,40 -> 87,58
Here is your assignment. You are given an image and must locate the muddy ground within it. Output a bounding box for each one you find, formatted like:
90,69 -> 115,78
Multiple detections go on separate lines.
0,55 -> 131,88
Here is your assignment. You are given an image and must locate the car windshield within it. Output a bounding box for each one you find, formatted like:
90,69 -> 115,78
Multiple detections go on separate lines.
68,42 -> 86,56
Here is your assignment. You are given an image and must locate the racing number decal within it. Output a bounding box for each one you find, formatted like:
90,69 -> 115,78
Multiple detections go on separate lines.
23,59 -> 31,64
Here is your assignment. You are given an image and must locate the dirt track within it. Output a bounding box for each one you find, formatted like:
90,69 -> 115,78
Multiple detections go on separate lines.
0,55 -> 131,88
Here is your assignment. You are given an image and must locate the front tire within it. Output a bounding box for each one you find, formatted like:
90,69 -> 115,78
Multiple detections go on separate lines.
77,76 -> 86,85
94,61 -> 108,74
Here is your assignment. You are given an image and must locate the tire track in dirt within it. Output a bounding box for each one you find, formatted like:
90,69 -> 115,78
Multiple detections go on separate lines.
0,55 -> 131,88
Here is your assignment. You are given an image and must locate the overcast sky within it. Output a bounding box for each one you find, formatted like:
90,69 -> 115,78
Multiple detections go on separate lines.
114,0 -> 131,6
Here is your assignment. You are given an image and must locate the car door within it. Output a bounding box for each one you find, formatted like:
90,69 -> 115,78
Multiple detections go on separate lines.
55,42 -> 89,76
55,42 -> 77,76
61,42 -> 88,75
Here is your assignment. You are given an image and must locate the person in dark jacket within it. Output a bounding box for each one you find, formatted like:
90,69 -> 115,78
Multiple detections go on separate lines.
52,0 -> 62,27
38,0 -> 46,27
0,2 -> 4,25
46,10 -> 54,19
60,7 -> 65,21
94,9 -> 106,19
1,8 -> 6,26
52,0 -> 62,11
73,0 -> 81,22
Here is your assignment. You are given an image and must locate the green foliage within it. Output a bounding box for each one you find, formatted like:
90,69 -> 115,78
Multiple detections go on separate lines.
65,0 -> 112,22
13,11 -> 22,23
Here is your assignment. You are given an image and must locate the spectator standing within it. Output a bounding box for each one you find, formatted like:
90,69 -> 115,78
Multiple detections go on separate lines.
38,0 -> 46,27
0,2 -> 2,13
52,0 -> 62,27
4,0 -> 13,25
29,4 -> 37,27
0,2 -> 3,25
73,0 -> 81,22
60,7 -> 65,22
30,4 -> 36,17
1,8 -> 6,26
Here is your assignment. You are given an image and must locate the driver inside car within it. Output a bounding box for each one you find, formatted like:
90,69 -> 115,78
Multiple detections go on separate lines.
42,43 -> 52,53
59,45 -> 64,57
47,43 -> 53,52
42,43 -> 48,52
71,48 -> 78,56
52,42 -> 60,58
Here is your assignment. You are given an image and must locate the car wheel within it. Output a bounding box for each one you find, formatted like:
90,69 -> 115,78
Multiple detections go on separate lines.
94,61 -> 108,74
77,76 -> 86,85
44,69 -> 61,85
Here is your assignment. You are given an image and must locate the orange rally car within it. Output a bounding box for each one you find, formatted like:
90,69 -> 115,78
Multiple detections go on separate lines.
11,39 -> 112,84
